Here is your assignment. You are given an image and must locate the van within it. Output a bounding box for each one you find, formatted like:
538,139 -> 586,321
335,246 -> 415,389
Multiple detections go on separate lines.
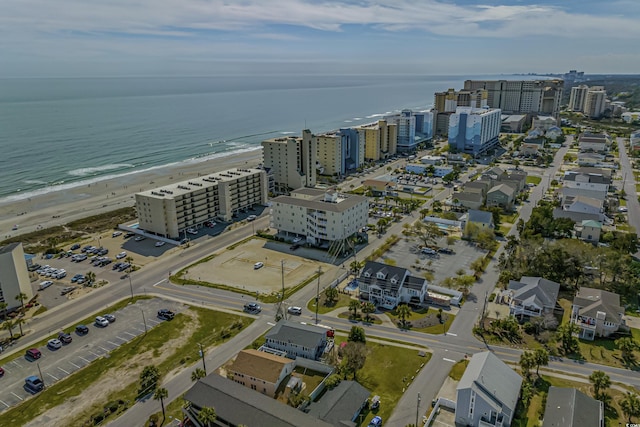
25,348 -> 42,360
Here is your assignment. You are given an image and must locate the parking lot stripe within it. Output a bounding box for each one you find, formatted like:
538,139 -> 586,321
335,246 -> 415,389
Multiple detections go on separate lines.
147,319 -> 160,325
0,400 -> 9,408
80,356 -> 90,363
10,392 -> 23,401
47,373 -> 59,381
10,360 -> 22,367
107,341 -> 119,346
99,346 -> 109,352
69,361 -> 80,368
115,336 -> 128,342
123,331 -> 136,337
58,367 -> 70,375
89,350 -> 101,357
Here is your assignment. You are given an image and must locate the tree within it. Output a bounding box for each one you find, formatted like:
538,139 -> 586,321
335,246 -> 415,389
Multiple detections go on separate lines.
14,317 -> 24,337
342,342 -> 367,380
139,365 -> 160,396
519,351 -> 536,380
362,302 -> 376,323
349,300 -> 360,319
617,337 -> 639,362
470,257 -> 486,276
153,387 -> 168,421
191,368 -> 206,382
85,271 -> 96,286
396,304 -> 412,328
2,318 -> 15,339
349,260 -> 364,277
324,374 -> 341,390
419,208 -> 429,220
348,325 -> 366,343
324,286 -> 338,305
15,292 -> 28,314
620,392 -> 640,424
589,370 -> 611,400
0,302 -> 7,320
556,323 -> 579,355
409,221 -> 443,248
533,348 -> 549,377
197,406 -> 217,427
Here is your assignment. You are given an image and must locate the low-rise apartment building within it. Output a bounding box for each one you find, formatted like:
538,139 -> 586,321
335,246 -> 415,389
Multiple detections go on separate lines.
135,168 -> 267,239
264,320 -> 329,361
0,243 -> 34,312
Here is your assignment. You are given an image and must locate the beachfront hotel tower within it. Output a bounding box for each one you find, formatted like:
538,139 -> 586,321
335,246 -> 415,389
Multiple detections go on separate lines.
0,242 -> 34,312
357,120 -> 397,161
261,130 -> 317,194
314,128 -> 364,177
448,107 -> 501,156
135,168 -> 267,239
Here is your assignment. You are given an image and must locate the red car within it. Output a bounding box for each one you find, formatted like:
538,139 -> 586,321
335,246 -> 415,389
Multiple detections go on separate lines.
0,367 -> 5,376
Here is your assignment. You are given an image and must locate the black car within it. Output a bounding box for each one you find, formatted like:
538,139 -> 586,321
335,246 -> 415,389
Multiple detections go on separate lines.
438,247 -> 455,255
58,332 -> 73,344
158,309 -> 175,320
103,314 -> 116,323
70,244 -> 81,250
289,244 -> 301,251
243,303 -> 262,314
75,324 -> 89,335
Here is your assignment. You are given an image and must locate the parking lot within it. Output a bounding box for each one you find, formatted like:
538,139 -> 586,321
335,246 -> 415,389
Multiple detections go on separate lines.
0,298 -> 184,411
382,235 -> 487,285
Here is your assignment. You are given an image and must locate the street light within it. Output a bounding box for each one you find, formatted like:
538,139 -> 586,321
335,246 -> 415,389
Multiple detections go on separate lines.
128,272 -> 134,301
315,266 -> 322,325
198,343 -> 207,375
140,308 -> 148,334
37,362 -> 45,389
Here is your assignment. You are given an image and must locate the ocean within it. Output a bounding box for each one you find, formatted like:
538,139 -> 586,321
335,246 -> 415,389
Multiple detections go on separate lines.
0,74 -> 513,202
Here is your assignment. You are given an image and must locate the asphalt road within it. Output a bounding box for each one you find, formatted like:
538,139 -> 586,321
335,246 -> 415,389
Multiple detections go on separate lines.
617,137 -> 640,255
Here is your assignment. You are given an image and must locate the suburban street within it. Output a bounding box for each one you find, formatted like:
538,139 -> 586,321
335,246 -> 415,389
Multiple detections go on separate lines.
617,137 -> 640,255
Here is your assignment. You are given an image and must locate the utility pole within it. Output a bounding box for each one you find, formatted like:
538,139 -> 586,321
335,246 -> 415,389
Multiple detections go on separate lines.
277,260 -> 286,321
479,291 -> 488,326
140,308 -> 148,334
198,343 -> 207,375
315,266 -> 322,325
416,392 -> 421,427
37,362 -> 45,388
128,273 -> 134,301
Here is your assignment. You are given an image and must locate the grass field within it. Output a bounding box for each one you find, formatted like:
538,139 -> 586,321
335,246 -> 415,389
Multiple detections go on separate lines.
526,176 -> 542,185
385,307 -> 455,334
307,293 -> 353,314
448,359 -> 469,381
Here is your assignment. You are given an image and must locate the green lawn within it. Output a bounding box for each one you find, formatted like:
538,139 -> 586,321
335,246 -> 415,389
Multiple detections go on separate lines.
385,307 -> 455,334
335,338 -> 430,426
500,212 -> 519,224
337,311 -> 383,325
620,198 -> 627,206
307,293 -> 353,314
636,183 -> 640,193
526,176 -> 542,185
0,304 -> 252,427
448,359 -> 469,381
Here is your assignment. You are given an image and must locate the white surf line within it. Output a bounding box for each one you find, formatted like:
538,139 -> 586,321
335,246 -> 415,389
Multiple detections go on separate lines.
58,367 -> 70,375
443,358 -> 457,363
47,372 -> 59,381
0,400 -> 10,408
10,392 -> 23,401
69,361 -> 81,368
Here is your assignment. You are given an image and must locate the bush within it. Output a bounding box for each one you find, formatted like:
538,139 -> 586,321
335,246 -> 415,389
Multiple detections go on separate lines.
488,293 -> 496,302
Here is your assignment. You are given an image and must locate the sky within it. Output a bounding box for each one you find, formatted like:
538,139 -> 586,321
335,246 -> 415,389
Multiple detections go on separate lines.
1,0 -> 639,77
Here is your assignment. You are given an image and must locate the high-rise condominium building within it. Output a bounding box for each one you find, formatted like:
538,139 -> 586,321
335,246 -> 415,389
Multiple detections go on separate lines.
135,168 -> 268,239
0,243 -> 34,311
261,130 -> 317,193
315,129 -> 364,177
357,120 -> 397,161
434,88 -> 488,113
390,110 -> 416,152
569,85 -> 589,112
583,87 -> 607,119
448,107 -> 501,156
463,79 -> 563,119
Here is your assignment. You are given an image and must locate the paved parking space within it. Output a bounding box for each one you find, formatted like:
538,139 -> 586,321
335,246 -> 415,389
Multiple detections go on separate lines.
0,298 -> 184,411
384,236 -> 487,285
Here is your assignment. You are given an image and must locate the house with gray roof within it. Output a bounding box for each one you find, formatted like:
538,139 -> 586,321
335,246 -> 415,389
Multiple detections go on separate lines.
507,277 -> 562,319
461,209 -> 494,238
453,191 -> 484,210
571,287 -> 625,340
542,387 -> 603,427
183,374 -> 334,427
306,380 -> 370,427
455,351 -> 522,427
358,261 -> 428,309
559,187 -> 607,205
486,184 -> 516,209
265,320 -> 329,360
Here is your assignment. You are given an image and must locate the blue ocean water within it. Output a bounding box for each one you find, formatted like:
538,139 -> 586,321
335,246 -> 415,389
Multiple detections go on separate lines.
0,74 -> 511,202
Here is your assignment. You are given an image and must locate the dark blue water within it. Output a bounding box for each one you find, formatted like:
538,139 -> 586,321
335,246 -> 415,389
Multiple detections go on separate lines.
0,74 -> 510,201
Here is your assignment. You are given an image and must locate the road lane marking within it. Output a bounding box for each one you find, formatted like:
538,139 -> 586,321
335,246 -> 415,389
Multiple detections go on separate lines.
47,373 -> 59,381
11,360 -> 22,367
445,333 -> 457,337
152,279 -> 167,287
11,392 -> 23,401
58,367 -> 70,375
0,400 -> 9,408
69,361 -> 80,368
443,358 -> 456,363
89,351 -> 100,357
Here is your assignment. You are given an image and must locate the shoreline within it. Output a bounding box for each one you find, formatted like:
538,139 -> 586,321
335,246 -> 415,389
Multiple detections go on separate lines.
0,148 -> 263,240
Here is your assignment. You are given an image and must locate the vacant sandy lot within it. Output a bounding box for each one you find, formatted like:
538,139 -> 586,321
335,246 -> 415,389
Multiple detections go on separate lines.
184,238 -> 325,294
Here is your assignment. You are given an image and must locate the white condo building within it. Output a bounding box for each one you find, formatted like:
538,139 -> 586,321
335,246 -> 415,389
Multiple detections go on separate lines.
569,85 -> 589,112
0,243 -> 34,311
135,168 -> 268,239
270,188 -> 368,247
262,130 -> 317,194
584,87 -> 607,119
448,107 -> 501,156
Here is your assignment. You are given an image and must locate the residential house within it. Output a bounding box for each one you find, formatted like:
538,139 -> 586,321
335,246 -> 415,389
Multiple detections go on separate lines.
564,167 -> 612,185
264,320 -> 329,360
577,220 -> 602,244
481,166 -> 507,182
453,191 -> 484,210
631,130 -> 640,151
571,287 -> 625,340
462,209 -> 494,237
559,187 -> 608,206
486,184 -> 516,209
521,138 -> 544,157
532,115 -> 558,131
577,152 -> 606,167
362,179 -> 397,197
542,387 -> 604,427
506,277 -> 561,319
554,195 -> 609,225
358,261 -> 429,309
504,170 -> 527,192
183,374 -> 334,427
545,126 -> 563,141
227,349 -> 296,397
578,133 -> 611,153
307,381 -> 370,427
455,351 -> 523,427
464,181 -> 491,197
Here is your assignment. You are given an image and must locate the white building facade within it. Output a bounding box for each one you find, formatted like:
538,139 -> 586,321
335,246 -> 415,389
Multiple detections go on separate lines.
262,130 -> 317,193
0,243 -> 34,311
448,107 -> 501,156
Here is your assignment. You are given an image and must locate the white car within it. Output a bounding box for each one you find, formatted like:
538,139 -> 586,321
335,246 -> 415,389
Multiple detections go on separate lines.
618,206 -> 628,213
247,215 -> 257,222
254,262 -> 264,270
95,316 -> 109,327
287,306 -> 302,316
116,251 -> 127,259
155,241 -> 166,247
292,237 -> 302,243
134,236 -> 146,242
47,339 -> 62,350
112,231 -> 123,237
187,228 -> 198,235
39,281 -> 54,290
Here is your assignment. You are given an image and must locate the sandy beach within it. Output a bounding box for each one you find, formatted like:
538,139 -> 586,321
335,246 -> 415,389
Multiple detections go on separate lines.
0,149 -> 263,240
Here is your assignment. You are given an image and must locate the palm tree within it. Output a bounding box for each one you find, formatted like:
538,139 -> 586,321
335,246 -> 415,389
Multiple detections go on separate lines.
85,271 -> 96,286
191,368 -> 206,382
419,208 -> 429,220
362,302 -> 376,323
197,406 -> 217,427
617,337 -> 639,362
15,292 -> 28,314
589,370 -> 611,400
2,318 -> 15,339
533,348 -> 549,377
396,304 -> 412,328
153,387 -> 168,420
349,300 -> 360,319
14,317 -> 24,337
324,286 -> 338,305
349,260 -> 364,277
0,302 -> 7,320
519,351 -> 536,380
620,392 -> 640,424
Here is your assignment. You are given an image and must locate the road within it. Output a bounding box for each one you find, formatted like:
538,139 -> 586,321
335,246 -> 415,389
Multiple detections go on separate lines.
617,137 -> 640,254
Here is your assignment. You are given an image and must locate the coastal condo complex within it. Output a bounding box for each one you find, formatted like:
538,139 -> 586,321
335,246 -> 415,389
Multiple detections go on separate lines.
135,168 -> 268,239
570,85 -> 608,119
448,106 -> 502,156
0,242 -> 34,311
261,129 -> 317,194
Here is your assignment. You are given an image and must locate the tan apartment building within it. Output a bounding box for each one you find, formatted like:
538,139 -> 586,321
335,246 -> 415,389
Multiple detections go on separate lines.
135,168 -> 267,239
262,129 -> 317,194
316,132 -> 341,176
0,243 -> 34,311
227,349 -> 296,397
357,120 -> 397,161
270,188 -> 368,247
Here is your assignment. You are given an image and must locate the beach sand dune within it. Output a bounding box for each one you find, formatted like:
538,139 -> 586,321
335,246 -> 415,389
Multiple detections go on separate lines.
0,150 -> 262,240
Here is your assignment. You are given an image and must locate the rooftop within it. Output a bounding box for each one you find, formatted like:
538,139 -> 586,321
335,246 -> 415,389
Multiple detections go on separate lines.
266,320 -> 327,349
573,287 -> 623,323
272,188 -> 367,213
229,349 -> 293,383
307,380 -> 370,427
542,387 -> 603,427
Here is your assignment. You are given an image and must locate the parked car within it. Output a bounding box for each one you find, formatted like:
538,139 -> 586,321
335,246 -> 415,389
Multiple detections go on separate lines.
71,274 -> 84,283
103,314 -> 116,323
186,228 -> 198,235
205,221 -> 216,227
368,416 -> 383,427
244,303 -> 262,314
292,236 -> 302,243
287,306 -> 302,316
421,247 -> 437,255
112,231 -> 123,237
70,244 -> 81,250
158,309 -> 175,320
134,236 -> 146,242
155,241 -> 166,247
95,316 -> 109,327
47,339 -> 62,350
116,251 -> 127,259
58,332 -> 73,344
247,215 -> 257,221
75,324 -> 89,335
290,244 -> 301,251
253,262 -> 264,270
24,376 -> 44,394
39,280 -> 54,291
25,348 -> 42,360
0,367 -> 4,376
438,247 -> 455,254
